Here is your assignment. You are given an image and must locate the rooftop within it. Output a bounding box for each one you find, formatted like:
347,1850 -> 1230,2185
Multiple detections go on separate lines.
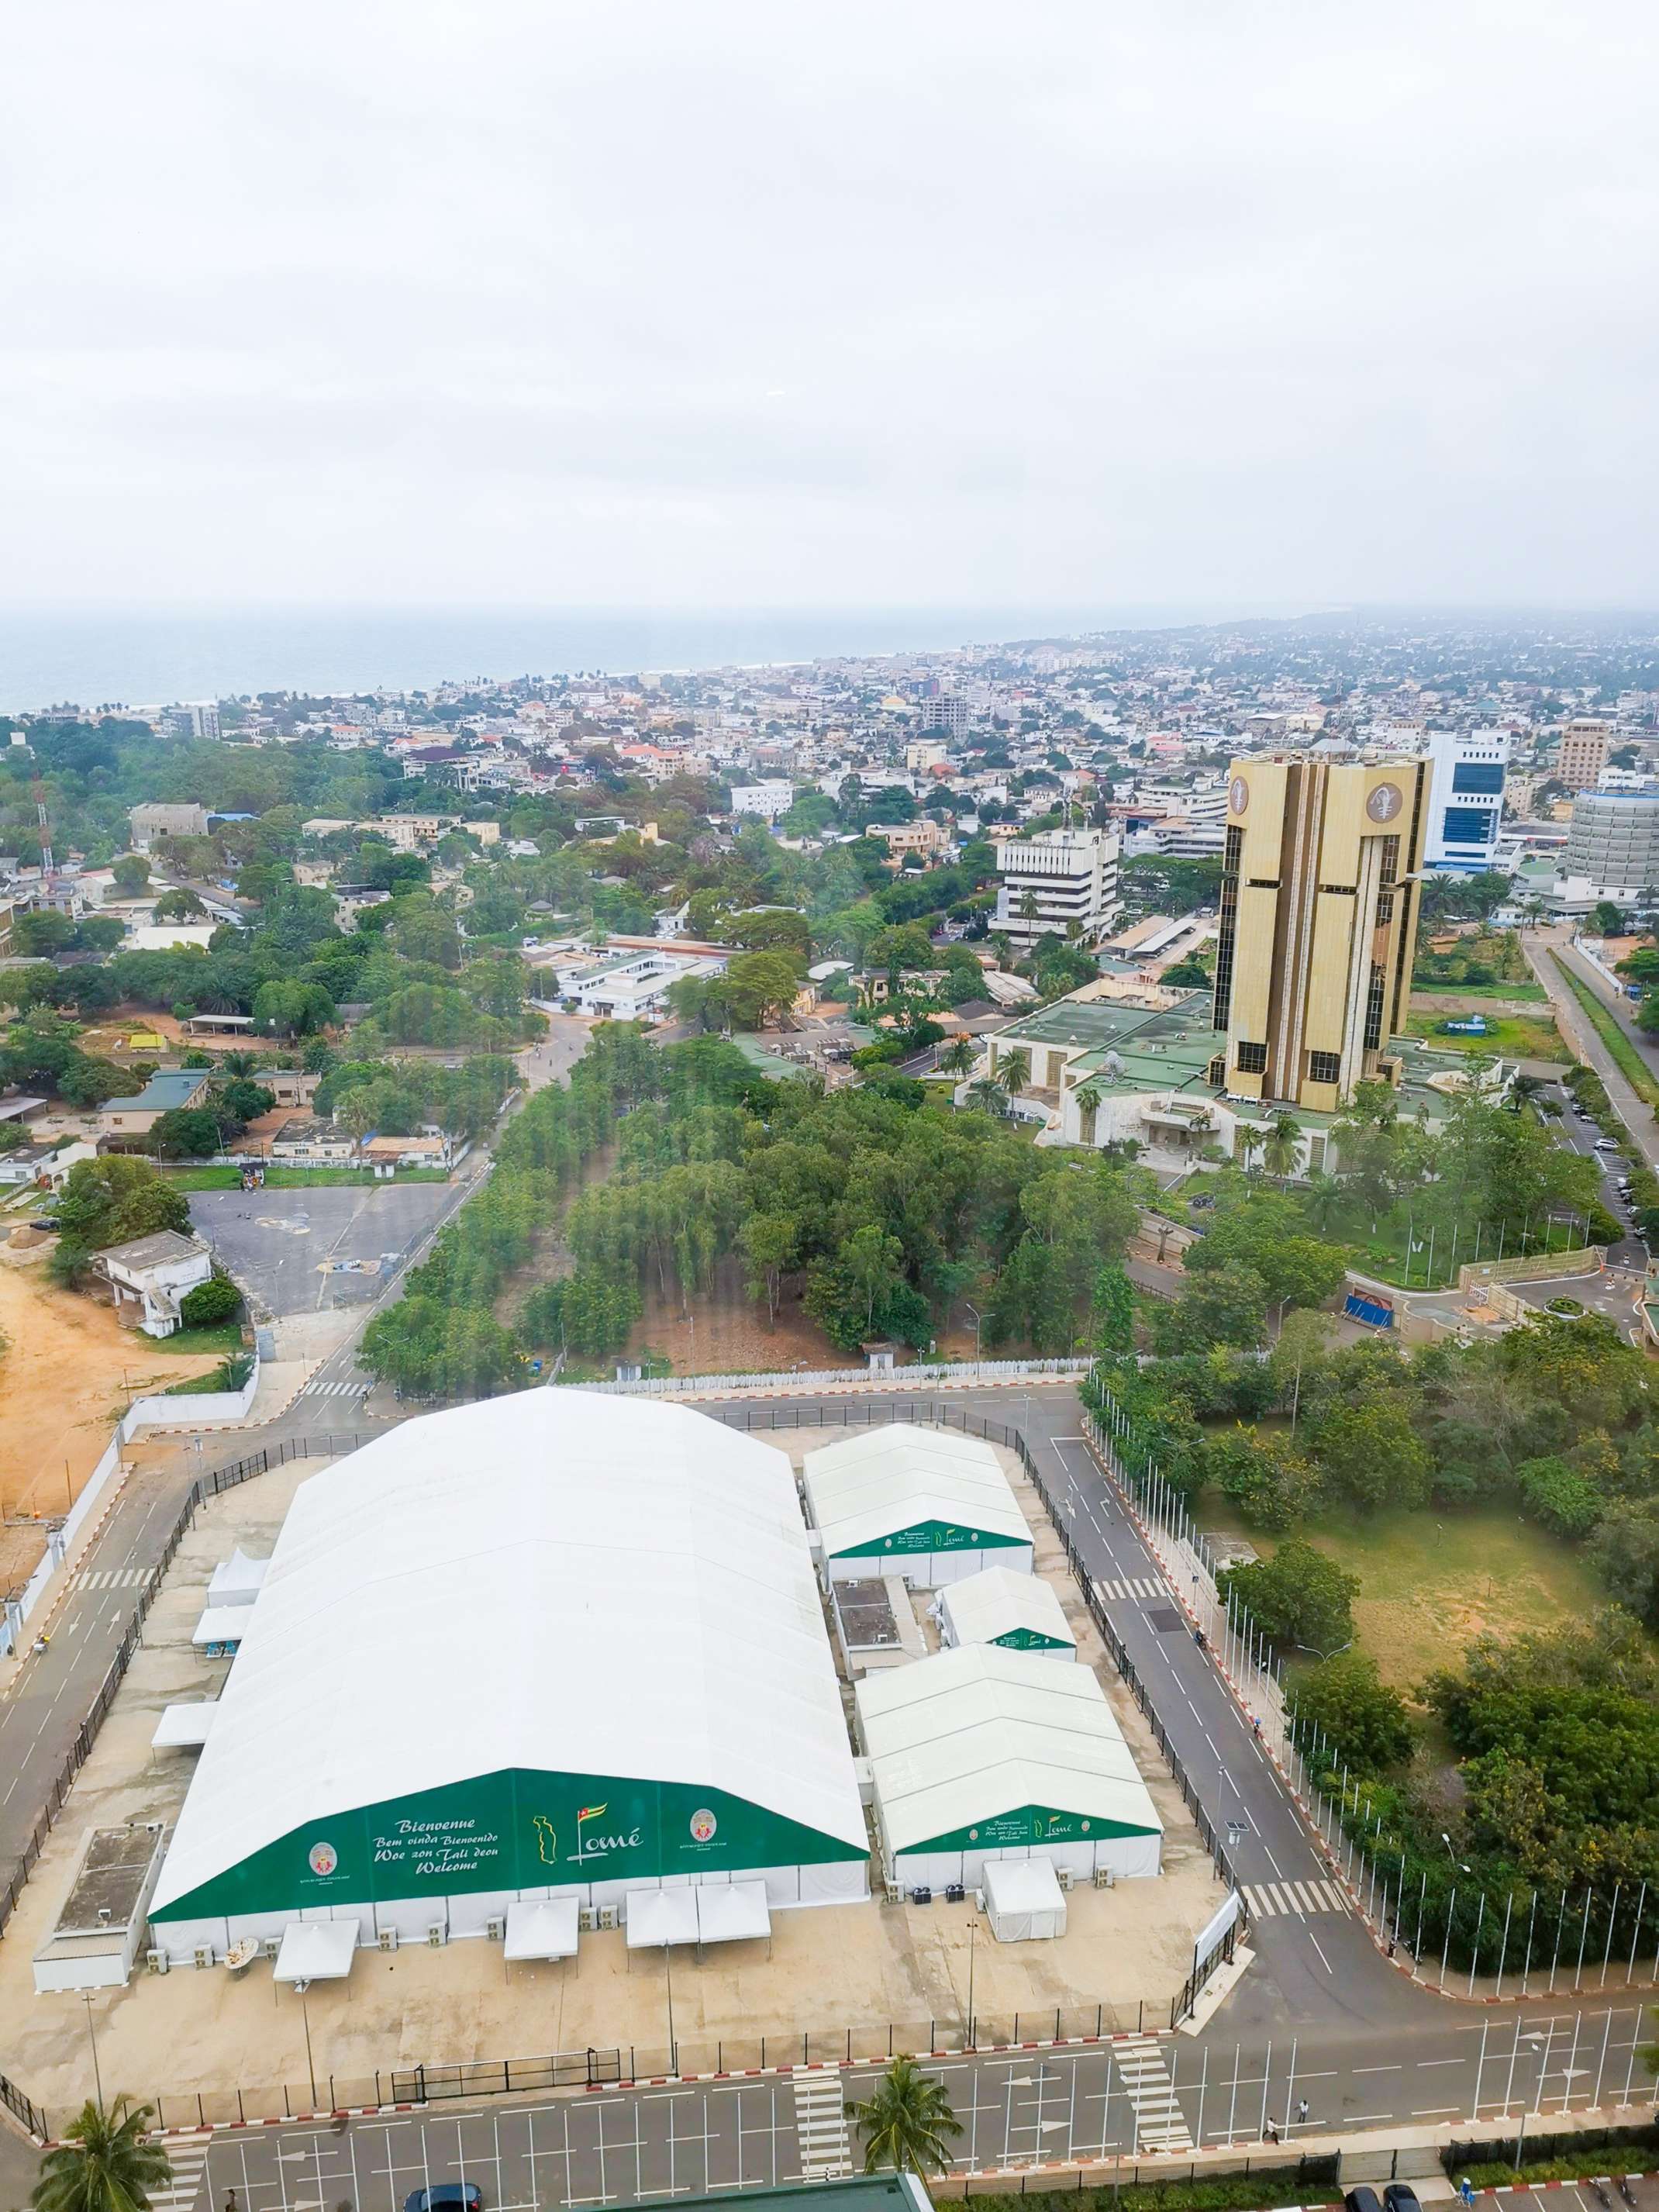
103,1068 -> 210,1113
99,1229 -> 208,1272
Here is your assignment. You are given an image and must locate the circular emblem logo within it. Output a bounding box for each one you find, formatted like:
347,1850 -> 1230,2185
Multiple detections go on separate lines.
689,1809 -> 718,1844
1229,775 -> 1249,816
308,1841 -> 338,1879
967,1828 -> 979,1842
1367,782 -> 1403,823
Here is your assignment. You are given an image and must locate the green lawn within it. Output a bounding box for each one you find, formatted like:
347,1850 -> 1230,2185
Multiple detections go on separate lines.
1550,954 -> 1659,1111
1409,979 -> 1547,1003
147,1320 -> 245,1357
1202,1493 -> 1603,1689
161,1165 -> 450,1189
1403,1009 -> 1568,1061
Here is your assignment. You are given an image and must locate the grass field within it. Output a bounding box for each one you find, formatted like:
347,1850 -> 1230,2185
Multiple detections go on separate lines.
1409,980 -> 1547,1004
1550,954 -> 1659,1110
144,1319 -> 244,1357
161,1165 -> 450,1189
1201,1494 -> 1602,1688
1403,1009 -> 1568,1061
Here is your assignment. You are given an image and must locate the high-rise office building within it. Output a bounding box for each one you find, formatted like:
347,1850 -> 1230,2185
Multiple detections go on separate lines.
1422,727 -> 1508,874
994,827 -> 1121,947
1557,720 -> 1612,791
1212,754 -> 1430,1109
1557,792 -> 1659,909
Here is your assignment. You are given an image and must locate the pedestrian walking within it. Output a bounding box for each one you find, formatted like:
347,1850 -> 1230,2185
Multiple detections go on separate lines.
1295,2097 -> 1309,2126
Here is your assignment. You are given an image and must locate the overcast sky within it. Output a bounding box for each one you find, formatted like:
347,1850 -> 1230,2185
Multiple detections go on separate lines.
4,2 -> 1657,616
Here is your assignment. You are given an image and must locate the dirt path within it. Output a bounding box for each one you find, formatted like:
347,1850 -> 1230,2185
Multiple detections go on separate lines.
0,1260 -> 219,1589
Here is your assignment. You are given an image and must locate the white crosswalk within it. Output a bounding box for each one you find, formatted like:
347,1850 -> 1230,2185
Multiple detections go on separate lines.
1242,1877 -> 1351,1920
791,2066 -> 853,2180
70,1566 -> 151,1592
1112,2034 -> 1193,2151
302,1375 -> 371,1398
148,2140 -> 209,2212
1093,1575 -> 1166,1603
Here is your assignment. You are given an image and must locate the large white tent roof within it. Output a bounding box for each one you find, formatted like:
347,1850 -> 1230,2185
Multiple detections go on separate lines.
856,1644 -> 1161,1855
802,1425 -> 1030,1558
940,1567 -> 1075,1652
153,1389 -> 865,1915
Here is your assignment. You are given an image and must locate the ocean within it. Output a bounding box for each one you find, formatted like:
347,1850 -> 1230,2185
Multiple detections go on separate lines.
0,603 -> 1267,714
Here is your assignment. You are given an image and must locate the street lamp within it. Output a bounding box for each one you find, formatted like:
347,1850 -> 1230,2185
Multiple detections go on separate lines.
964,1302 -> 982,1362
965,1917 -> 977,2048
1442,1833 -> 1471,1872
82,1992 -> 103,2109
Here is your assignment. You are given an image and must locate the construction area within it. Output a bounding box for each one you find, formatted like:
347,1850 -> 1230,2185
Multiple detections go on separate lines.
0,1396 -> 1232,2122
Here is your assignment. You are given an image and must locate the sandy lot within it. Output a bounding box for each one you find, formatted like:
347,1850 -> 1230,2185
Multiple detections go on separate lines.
0,1262 -> 219,1590
2,1427 -> 1230,2121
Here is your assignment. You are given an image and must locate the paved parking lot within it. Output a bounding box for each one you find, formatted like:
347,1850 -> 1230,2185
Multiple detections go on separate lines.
191,1185 -> 457,1320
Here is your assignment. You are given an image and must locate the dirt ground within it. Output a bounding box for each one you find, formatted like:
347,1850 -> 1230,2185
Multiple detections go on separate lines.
0,1261 -> 219,1589
625,1261 -> 988,1375
3,1429 -> 1230,2117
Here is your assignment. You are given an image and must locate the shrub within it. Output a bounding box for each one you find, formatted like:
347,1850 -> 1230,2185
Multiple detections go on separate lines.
179,1274 -> 243,1329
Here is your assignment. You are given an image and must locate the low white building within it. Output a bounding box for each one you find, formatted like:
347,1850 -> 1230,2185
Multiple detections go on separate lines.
729,781 -> 795,821
937,1567 -> 1076,1659
856,1644 -> 1163,1891
96,1230 -> 214,1337
557,947 -> 726,1020
994,828 -> 1121,949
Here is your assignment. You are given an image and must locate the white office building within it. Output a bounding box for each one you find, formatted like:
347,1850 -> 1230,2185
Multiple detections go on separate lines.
729,782 -> 795,821
994,829 -> 1121,949
1423,729 -> 1509,875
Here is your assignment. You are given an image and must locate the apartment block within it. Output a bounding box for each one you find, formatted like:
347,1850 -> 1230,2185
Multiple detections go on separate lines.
994,828 -> 1120,947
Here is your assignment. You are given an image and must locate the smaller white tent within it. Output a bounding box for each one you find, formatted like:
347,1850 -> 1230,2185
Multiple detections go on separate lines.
208,1550 -> 268,1608
802,1424 -> 1032,1587
273,1920 -> 356,1984
858,1643 -> 1162,1889
152,1702 -> 219,1750
626,1889 -> 699,1948
983,1857 -> 1067,1943
939,1568 -> 1075,1658
191,1606 -> 251,1649
504,1898 -> 580,1962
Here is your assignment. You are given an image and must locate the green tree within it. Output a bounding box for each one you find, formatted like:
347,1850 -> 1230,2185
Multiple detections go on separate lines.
1516,1452 -> 1602,1537
997,1046 -> 1033,1097
53,1157 -> 190,1251
739,1210 -> 798,1327
1220,1537 -> 1358,1657
1261,1112 -> 1302,1183
153,886 -> 207,920
938,1036 -> 977,1079
31,2096 -> 173,2212
1157,1263 -> 1269,1353
252,978 -> 336,1038
179,1274 -> 242,1328
1088,1261 -> 1136,1354
112,854 -> 150,897
847,2057 -> 964,2177
1308,1389 -> 1431,1511
1071,1078 -> 1103,1144
148,1107 -> 221,1158
1293,1652 -> 1416,1770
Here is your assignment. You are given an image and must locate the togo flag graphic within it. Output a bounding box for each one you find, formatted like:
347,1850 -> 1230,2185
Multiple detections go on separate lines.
578,1803 -> 608,1826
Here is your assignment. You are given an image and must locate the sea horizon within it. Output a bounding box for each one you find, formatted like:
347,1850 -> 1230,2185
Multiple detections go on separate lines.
0,602 -> 1299,715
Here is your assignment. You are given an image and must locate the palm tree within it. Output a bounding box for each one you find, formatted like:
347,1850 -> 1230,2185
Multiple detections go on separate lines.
1234,1123 -> 1265,1176
938,1036 -> 976,1078
998,1046 -> 1033,1097
847,2057 -> 964,2177
967,1075 -> 1008,1116
1261,1111 -> 1302,1183
1071,1078 -> 1103,1146
219,1051 -> 257,1079
1507,1071 -> 1560,1119
33,2098 -> 172,2212
1304,1171 -> 1347,1236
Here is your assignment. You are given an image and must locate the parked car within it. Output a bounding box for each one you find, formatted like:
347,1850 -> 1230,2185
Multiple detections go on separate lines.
1344,2191 -> 1385,2212
1595,1137 -> 1620,1151
1383,2186 -> 1423,2212
404,2188 -> 483,2212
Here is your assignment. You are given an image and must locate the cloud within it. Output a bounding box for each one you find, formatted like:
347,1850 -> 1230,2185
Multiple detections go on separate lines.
2,0 -> 1657,609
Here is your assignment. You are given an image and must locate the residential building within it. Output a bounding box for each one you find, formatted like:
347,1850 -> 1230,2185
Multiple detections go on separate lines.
360,1132 -> 452,1173
129,802 -> 209,850
164,701 -> 221,742
993,828 -> 1121,948
865,818 -> 950,860
98,1068 -> 212,1144
1557,720 -> 1612,791
1556,792 -> 1659,910
267,1116 -> 358,1167
905,739 -> 950,773
729,781 -> 795,820
918,695 -> 968,736
95,1230 -> 214,1336
1423,727 -> 1509,874
1212,753 -> 1430,1109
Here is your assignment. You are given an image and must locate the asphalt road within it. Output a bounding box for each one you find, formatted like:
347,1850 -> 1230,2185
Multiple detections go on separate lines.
192,1184 -> 459,1320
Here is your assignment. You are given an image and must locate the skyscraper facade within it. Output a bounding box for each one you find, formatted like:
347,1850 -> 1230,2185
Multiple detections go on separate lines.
1213,754 -> 1430,1110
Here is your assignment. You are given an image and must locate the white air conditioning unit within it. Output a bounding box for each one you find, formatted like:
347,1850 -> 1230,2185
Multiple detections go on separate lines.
146,1948 -> 169,1975
1092,1865 -> 1116,1889
426,1922 -> 447,1948
485,1917 -> 505,1941
885,1881 -> 903,1907
261,1935 -> 283,1958
378,1927 -> 399,1952
578,1905 -> 595,1931
597,1904 -> 618,1930
1055,1866 -> 1074,1892
193,1945 -> 216,1969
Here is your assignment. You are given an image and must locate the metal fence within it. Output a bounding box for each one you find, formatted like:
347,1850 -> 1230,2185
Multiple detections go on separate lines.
582,1357 -> 1093,1397
953,2151 -> 1342,2199
0,2069 -> 47,2143
0,1432 -> 367,1948
1444,2121 -> 1659,2173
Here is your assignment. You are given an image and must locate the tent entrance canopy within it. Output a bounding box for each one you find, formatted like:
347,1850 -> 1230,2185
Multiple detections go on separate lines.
152,1701 -> 219,1750
273,1920 -> 357,1984
983,1858 -> 1066,1942
626,1888 -> 699,1948
504,1898 -> 579,1961
695,1879 -> 771,1946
